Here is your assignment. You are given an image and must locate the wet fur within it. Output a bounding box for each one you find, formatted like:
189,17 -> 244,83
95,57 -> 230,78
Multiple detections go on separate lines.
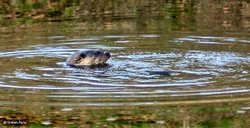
66,49 -> 111,67
67,49 -> 171,76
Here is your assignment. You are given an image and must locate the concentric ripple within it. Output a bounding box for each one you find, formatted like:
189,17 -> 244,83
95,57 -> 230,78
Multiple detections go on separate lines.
0,35 -> 249,106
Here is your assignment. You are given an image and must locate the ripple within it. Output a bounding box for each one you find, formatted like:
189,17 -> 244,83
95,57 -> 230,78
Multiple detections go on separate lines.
0,35 -> 250,106
139,34 -> 160,38
173,36 -> 247,44
0,48 -> 74,58
179,50 -> 250,66
103,35 -> 130,38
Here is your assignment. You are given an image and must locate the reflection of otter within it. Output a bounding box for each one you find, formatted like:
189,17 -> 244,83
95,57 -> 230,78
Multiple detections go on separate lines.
67,49 -> 170,76
66,49 -> 111,67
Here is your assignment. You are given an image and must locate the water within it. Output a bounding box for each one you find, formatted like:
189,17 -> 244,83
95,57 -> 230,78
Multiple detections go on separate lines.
0,1 -> 250,127
0,26 -> 249,107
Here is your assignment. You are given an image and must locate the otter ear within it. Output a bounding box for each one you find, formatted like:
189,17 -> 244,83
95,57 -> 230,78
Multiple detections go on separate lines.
80,54 -> 86,58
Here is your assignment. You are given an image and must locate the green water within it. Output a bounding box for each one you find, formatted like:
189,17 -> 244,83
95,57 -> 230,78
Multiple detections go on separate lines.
0,0 -> 250,127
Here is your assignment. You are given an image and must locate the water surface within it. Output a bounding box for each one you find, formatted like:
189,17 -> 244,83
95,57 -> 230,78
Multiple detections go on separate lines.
0,23 -> 249,107
0,1 -> 250,127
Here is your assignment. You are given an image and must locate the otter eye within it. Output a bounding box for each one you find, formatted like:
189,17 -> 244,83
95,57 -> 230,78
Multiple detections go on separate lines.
80,54 -> 86,58
95,51 -> 101,55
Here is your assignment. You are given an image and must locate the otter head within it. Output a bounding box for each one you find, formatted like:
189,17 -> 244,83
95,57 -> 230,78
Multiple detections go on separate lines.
66,49 -> 111,67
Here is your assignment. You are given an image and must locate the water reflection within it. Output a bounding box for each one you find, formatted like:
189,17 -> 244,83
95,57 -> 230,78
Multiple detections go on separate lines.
0,1 -> 249,109
0,1 -> 249,127
0,33 -> 249,106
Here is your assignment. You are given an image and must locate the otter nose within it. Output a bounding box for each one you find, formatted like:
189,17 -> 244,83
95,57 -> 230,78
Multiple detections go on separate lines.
104,52 -> 111,58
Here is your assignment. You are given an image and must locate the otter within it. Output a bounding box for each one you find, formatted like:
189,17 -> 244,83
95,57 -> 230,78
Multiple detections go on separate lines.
66,49 -> 170,76
66,49 -> 111,67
